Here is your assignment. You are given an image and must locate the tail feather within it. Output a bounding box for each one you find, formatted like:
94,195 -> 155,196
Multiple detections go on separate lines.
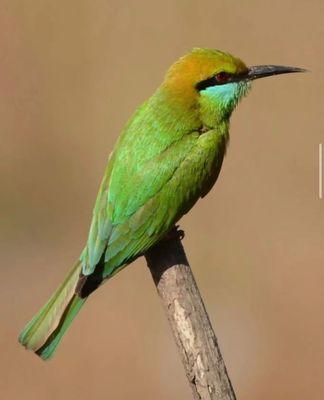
19,261 -> 85,360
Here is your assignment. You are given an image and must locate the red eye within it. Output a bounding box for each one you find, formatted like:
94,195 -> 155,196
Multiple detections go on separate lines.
215,71 -> 230,84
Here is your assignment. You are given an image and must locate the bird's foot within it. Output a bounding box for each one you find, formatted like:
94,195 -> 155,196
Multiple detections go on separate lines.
162,225 -> 185,242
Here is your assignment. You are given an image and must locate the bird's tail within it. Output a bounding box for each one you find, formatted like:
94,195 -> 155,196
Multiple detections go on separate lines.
19,260 -> 86,360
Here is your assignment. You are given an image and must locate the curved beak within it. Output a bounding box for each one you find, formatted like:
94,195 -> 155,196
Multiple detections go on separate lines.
247,65 -> 307,81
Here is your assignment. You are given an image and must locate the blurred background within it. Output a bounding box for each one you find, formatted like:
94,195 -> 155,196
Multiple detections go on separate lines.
1,1 -> 323,399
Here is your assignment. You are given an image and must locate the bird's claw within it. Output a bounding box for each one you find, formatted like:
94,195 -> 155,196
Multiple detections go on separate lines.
162,225 -> 185,242
176,225 -> 185,240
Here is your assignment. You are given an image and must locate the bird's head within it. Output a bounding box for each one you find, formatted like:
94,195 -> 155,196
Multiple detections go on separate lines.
162,48 -> 305,127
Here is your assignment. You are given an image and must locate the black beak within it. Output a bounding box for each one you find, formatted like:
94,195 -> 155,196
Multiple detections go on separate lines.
247,65 -> 307,81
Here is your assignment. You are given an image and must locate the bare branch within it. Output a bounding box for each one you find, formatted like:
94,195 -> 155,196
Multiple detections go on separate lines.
145,228 -> 236,400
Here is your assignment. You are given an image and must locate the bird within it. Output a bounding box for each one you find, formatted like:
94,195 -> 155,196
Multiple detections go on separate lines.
19,48 -> 305,360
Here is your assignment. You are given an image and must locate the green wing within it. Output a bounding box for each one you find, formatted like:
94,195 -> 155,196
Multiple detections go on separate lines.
80,96 -> 227,280
80,132 -> 198,276
80,151 -> 114,273
102,132 -> 199,274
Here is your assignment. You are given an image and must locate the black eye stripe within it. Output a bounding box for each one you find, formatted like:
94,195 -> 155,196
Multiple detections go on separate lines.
195,72 -> 247,91
195,76 -> 218,91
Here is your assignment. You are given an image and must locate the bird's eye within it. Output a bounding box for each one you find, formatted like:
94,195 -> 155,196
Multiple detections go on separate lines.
195,71 -> 232,91
215,71 -> 231,84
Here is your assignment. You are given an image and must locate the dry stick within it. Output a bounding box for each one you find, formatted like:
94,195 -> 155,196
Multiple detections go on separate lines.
145,228 -> 236,400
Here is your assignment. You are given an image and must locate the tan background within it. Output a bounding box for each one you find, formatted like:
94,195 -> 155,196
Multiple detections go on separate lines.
1,1 -> 323,399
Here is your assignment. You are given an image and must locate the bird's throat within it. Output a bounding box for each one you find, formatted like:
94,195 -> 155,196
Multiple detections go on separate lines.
198,81 -> 250,127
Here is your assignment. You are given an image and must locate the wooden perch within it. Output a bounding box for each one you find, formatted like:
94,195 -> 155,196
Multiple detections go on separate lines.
145,228 -> 236,400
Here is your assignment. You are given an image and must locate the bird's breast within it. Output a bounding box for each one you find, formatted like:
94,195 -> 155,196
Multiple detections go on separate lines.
194,126 -> 229,198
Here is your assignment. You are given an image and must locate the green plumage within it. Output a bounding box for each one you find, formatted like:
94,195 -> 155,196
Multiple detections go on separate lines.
21,47 -> 302,359
80,87 -> 230,280
18,261 -> 84,359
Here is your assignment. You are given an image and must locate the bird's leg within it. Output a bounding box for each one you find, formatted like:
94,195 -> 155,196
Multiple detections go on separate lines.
162,225 -> 185,242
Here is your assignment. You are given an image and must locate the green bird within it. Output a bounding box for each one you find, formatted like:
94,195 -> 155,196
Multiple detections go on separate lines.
19,48 -> 304,360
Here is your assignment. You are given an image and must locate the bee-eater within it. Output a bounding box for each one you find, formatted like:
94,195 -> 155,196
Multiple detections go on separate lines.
19,48 -> 305,360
